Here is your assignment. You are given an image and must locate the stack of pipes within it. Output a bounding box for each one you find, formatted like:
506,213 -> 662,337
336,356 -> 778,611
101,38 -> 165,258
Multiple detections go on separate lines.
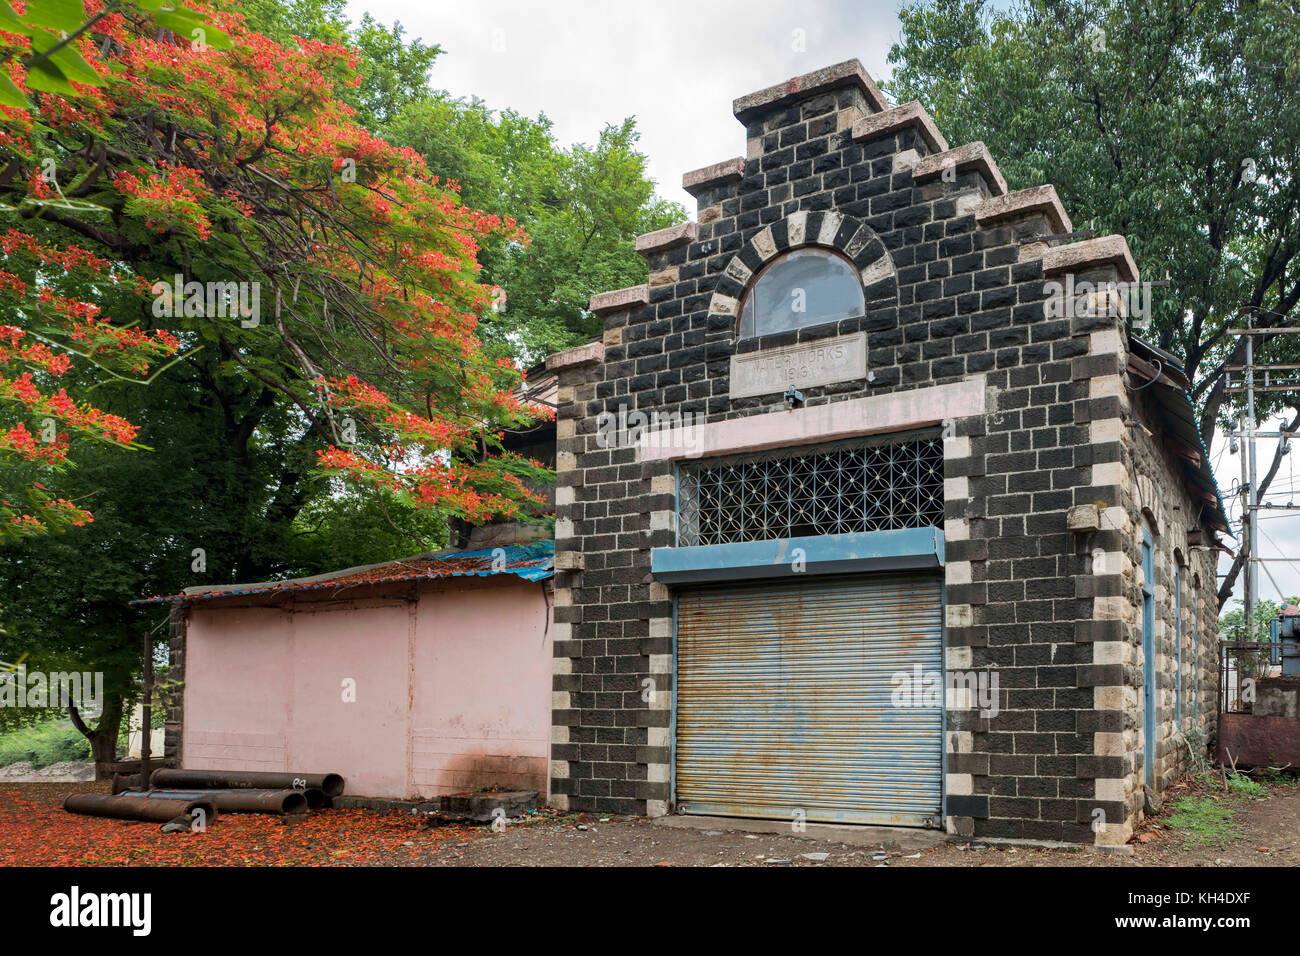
64,769 -> 345,831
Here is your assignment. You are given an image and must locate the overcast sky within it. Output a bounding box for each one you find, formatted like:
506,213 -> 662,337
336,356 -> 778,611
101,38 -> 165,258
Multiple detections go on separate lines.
1211,417 -> 1300,608
344,0 -> 903,209
343,0 -> 1298,609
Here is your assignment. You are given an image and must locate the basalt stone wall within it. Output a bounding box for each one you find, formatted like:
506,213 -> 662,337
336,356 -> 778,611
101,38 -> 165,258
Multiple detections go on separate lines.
547,61 -> 1220,843
1127,385 -> 1220,791
164,602 -> 185,764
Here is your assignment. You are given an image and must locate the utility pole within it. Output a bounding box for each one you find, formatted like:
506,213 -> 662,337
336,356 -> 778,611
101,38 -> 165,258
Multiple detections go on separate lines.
1240,410 -> 1253,634
1228,317 -> 1300,635
1246,321 -> 1259,631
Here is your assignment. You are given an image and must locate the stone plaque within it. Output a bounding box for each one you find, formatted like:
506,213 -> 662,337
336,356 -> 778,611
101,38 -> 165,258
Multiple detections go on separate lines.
729,331 -> 868,399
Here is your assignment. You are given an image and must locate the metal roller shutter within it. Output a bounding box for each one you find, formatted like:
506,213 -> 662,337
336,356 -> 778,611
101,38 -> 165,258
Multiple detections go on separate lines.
675,572 -> 944,827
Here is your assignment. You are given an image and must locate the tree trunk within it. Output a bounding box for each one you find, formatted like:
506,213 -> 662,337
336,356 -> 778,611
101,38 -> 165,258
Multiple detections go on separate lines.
68,689 -> 124,781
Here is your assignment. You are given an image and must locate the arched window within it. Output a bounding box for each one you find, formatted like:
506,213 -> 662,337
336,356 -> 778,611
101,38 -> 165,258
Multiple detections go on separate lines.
738,247 -> 865,340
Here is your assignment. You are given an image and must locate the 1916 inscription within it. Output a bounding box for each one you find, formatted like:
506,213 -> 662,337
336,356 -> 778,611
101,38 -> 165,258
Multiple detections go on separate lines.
729,331 -> 868,398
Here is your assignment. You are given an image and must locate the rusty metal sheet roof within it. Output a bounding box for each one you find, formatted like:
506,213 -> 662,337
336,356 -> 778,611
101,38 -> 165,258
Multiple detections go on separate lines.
515,363 -> 557,413
130,540 -> 553,606
1128,335 -> 1231,535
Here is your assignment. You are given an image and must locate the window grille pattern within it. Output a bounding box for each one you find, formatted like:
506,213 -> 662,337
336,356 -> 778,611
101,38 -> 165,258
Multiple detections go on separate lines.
677,436 -> 944,547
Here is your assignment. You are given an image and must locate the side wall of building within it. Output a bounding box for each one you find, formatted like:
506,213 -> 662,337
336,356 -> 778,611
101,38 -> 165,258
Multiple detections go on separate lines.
1127,386 -> 1221,798
176,576 -> 553,798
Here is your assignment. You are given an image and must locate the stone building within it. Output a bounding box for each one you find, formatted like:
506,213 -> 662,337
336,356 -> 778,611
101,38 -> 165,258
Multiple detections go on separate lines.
544,60 -> 1227,845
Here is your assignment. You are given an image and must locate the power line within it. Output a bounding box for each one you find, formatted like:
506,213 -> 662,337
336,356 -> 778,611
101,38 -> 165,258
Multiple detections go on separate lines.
1257,557 -> 1292,603
1258,525 -> 1300,581
1226,324 -> 1300,626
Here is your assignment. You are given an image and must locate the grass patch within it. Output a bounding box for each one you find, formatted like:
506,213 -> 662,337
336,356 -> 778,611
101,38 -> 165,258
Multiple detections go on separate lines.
1165,796 -> 1243,846
0,718 -> 90,769
1227,772 -> 1269,799
1260,766 -> 1300,786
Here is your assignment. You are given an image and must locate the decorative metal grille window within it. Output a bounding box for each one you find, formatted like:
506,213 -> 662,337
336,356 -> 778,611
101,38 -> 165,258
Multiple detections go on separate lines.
677,435 -> 944,547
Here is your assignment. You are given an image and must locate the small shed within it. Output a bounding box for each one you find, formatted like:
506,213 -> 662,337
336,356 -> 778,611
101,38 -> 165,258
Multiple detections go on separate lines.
133,542 -> 554,800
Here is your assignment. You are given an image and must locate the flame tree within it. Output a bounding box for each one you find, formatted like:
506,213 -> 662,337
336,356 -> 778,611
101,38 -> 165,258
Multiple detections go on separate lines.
0,0 -> 549,765
1,0 -> 549,545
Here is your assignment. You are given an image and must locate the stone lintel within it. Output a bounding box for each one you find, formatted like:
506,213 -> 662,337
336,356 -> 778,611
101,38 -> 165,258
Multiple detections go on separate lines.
588,284 -> 649,316
682,157 -> 746,197
911,142 -> 1009,197
851,100 -> 949,153
732,58 -> 889,123
545,341 -> 605,372
635,221 -> 697,256
976,185 -> 1073,235
1042,236 -> 1140,283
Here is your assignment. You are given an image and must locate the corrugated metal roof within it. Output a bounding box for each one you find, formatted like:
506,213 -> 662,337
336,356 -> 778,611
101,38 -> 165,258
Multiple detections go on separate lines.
1127,335 -> 1231,534
130,540 -> 553,606
516,365 -> 558,412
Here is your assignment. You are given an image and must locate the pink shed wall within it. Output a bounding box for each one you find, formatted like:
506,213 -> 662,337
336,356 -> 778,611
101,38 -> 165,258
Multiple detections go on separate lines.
182,575 -> 552,799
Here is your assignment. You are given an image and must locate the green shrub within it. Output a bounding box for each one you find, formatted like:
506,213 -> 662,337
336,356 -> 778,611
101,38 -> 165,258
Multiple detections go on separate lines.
0,718 -> 90,768
1262,765 -> 1299,786
1227,773 -> 1269,798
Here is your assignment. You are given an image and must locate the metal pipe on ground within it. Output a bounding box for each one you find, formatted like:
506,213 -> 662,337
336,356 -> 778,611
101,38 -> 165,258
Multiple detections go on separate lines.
125,788 -> 309,815
111,773 -> 142,794
64,793 -> 217,825
149,768 -> 344,797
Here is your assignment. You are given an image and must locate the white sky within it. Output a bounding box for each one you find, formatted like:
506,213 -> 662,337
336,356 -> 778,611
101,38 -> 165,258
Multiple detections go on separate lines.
343,0 -> 1297,610
1211,415 -> 1300,609
344,0 -> 902,209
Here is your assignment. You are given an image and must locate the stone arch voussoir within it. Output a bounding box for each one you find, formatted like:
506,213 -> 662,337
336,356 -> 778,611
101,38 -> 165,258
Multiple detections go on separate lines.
707,210 -> 898,326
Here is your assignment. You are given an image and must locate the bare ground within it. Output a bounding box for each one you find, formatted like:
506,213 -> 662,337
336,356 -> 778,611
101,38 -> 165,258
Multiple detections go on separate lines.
419,780 -> 1300,867
2,776 -> 1295,867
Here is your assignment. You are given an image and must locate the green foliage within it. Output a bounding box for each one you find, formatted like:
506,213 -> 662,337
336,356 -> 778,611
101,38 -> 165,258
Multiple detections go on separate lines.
1226,772 -> 1268,799
0,718 -> 90,769
238,0 -> 438,129
289,490 -> 451,570
1165,795 -> 1243,846
1218,596 -> 1295,643
1261,765 -> 1300,786
388,107 -> 685,363
887,0 -> 1300,440
240,0 -> 685,363
0,1 -> 226,111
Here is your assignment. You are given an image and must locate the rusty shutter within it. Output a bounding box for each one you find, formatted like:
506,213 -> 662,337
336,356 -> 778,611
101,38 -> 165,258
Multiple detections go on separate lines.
675,572 -> 943,827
